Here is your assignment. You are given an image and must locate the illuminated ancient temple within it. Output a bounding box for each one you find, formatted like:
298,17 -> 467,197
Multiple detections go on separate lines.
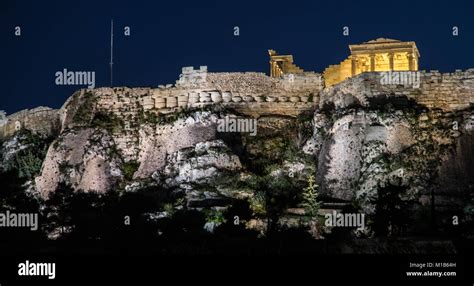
268,49 -> 304,77
323,38 -> 420,87
268,38 -> 420,87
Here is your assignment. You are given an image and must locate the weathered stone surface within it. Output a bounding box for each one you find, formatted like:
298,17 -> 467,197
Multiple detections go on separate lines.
35,128 -> 122,198
0,62 -> 471,240
162,139 -> 242,187
231,96 -> 242,103
135,112 -> 218,179
0,107 -> 59,139
320,71 -> 474,112
313,107 -> 473,220
209,92 -> 222,103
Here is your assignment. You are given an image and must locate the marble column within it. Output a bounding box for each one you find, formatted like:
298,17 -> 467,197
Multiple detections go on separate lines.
369,54 -> 376,72
351,56 -> 357,76
388,53 -> 394,70
407,53 -> 414,70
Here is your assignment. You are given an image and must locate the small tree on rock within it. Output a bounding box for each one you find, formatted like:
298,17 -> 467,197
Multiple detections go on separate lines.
300,174 -> 321,238
300,175 -> 320,217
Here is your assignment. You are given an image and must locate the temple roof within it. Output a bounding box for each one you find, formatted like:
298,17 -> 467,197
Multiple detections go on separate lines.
364,38 -> 401,44
349,38 -> 420,57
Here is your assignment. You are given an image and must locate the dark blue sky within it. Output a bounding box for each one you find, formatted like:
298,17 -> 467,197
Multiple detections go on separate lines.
1,0 -> 473,114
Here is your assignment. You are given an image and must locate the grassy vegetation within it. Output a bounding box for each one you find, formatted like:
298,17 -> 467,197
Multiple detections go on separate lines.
58,162 -> 73,175
91,111 -> 123,133
296,111 -> 314,144
249,191 -> 267,216
2,129 -> 53,179
72,92 -> 97,124
299,175 -> 320,217
106,143 -> 121,158
205,209 -> 226,224
122,161 -> 140,181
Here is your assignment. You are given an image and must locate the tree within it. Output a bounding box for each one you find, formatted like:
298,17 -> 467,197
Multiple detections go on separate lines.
300,175 -> 320,217
0,169 -> 45,243
373,183 -> 409,237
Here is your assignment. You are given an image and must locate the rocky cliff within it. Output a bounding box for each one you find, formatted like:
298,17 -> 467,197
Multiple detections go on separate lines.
1,69 -> 473,240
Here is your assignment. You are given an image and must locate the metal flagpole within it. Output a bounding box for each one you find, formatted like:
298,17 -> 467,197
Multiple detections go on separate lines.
110,19 -> 114,87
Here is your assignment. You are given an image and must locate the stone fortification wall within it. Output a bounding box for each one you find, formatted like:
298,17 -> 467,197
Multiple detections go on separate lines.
0,107 -> 59,139
320,70 -> 474,111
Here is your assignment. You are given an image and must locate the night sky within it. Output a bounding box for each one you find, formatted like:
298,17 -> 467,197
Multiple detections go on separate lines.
1,0 -> 473,114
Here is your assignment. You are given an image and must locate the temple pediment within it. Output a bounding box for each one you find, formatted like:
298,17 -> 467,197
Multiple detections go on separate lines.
364,38 -> 401,44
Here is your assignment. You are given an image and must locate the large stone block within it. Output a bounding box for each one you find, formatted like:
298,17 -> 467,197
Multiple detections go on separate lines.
209,91 -> 222,103
199,92 -> 211,103
155,97 -> 166,109
222,92 -> 232,102
266,96 -> 277,102
232,96 -> 242,102
177,95 -> 188,107
289,96 -> 300,102
142,97 -> 155,110
188,92 -> 200,104
243,95 -> 254,102
166,97 -> 178,108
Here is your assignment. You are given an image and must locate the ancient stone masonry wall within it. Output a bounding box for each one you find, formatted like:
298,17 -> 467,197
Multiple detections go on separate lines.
85,83 -> 322,163
7,67 -> 471,141
50,68 -> 325,164
117,66 -> 326,117
0,65 -> 360,142
416,70 -> 474,110
90,79 -> 323,125
320,70 -> 474,111
0,107 -> 59,139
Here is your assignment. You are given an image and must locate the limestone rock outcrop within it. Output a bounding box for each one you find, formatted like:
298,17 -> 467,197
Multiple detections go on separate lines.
314,107 -> 473,219
35,128 -> 123,198
0,66 -> 472,238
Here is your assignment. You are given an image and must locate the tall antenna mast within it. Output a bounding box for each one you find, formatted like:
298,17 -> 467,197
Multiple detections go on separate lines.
110,19 -> 114,87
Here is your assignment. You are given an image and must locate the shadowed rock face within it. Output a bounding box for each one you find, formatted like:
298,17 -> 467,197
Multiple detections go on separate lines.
434,130 -> 474,216
439,130 -> 474,189
314,106 -> 473,217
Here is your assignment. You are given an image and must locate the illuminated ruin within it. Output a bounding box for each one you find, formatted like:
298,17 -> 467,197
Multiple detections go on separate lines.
269,38 -> 420,87
268,49 -> 305,77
